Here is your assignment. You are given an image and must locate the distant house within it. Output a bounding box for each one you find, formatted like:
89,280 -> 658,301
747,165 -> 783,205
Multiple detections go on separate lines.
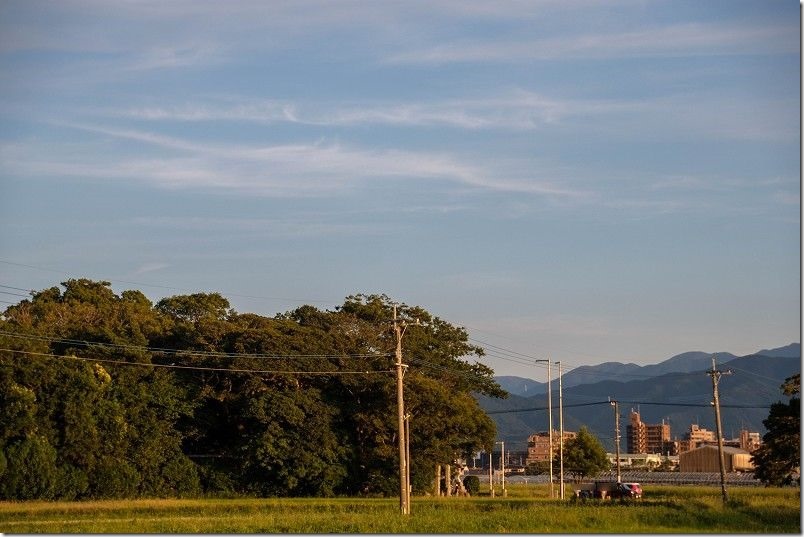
678,445 -> 755,472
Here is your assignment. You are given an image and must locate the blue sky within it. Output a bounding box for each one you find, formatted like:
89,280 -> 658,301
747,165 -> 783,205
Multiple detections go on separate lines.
0,0 -> 799,378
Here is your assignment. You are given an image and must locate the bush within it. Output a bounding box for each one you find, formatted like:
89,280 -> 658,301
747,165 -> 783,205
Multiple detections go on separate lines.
89,458 -> 141,498
0,436 -> 60,500
463,475 -> 480,495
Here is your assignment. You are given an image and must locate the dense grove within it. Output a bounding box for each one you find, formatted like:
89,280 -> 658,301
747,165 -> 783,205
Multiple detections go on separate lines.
0,279 -> 505,500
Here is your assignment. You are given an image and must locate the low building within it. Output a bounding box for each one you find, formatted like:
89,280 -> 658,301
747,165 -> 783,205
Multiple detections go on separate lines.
607,452 -> 672,469
678,445 -> 755,472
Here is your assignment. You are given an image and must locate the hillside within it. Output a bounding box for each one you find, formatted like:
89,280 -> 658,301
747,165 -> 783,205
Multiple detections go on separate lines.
481,347 -> 801,453
496,344 -> 798,396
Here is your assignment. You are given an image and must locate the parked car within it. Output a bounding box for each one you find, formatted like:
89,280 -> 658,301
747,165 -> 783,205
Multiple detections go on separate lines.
573,481 -> 642,500
618,482 -> 642,499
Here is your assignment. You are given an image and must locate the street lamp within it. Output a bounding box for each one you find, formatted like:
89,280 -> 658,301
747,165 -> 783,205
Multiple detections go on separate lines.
556,361 -> 564,499
495,440 -> 506,497
534,359 -> 553,498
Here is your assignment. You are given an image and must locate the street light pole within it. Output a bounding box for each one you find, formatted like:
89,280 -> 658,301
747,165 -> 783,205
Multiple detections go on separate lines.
405,413 -> 412,510
535,359 -> 553,498
556,361 -> 564,499
501,441 -> 506,497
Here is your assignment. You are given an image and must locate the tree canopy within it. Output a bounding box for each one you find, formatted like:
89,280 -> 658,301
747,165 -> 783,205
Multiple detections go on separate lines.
0,281 -> 504,499
751,374 -> 800,486
561,427 -> 610,482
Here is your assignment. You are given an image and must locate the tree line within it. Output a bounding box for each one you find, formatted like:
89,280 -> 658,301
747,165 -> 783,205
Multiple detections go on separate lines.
0,279 -> 506,500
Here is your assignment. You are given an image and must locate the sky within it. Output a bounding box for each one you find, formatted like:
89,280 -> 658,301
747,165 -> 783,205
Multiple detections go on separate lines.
0,0 -> 799,379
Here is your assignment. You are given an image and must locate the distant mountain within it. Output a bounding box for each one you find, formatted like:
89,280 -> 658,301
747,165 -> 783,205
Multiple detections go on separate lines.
483,345 -> 801,453
757,343 -> 800,358
493,346 -> 791,394
495,376 -> 543,397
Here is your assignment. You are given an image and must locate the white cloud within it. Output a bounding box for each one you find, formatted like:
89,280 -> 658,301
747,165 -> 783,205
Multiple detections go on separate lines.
385,21 -> 798,64
2,124 -> 590,198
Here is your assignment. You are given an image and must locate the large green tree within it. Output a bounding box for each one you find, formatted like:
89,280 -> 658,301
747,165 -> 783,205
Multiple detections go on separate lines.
0,282 -> 506,499
0,280 -> 197,499
562,426 -> 610,482
751,374 -> 800,486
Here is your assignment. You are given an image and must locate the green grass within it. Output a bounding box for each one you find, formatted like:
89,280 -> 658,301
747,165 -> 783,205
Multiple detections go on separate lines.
0,485 -> 799,533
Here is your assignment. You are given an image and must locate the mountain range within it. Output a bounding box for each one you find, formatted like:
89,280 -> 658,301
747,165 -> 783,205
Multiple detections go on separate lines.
479,343 -> 801,453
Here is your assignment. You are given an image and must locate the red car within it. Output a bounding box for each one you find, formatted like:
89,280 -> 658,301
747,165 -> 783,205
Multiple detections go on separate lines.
618,482 -> 642,499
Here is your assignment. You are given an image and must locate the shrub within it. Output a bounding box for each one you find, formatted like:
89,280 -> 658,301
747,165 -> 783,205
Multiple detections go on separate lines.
463,475 -> 480,495
0,436 -> 60,500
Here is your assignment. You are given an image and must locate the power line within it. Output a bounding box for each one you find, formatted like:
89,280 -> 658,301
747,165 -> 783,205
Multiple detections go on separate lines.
0,348 -> 390,375
0,284 -> 34,292
0,330 -> 392,360
0,291 -> 30,298
0,260 -> 339,306
485,399 -> 772,415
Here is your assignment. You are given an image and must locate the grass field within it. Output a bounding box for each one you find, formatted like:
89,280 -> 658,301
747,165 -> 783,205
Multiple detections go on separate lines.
0,485 -> 799,533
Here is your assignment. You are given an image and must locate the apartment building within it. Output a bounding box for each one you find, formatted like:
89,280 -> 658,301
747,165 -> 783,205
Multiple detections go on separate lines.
626,410 -> 673,455
526,430 -> 577,465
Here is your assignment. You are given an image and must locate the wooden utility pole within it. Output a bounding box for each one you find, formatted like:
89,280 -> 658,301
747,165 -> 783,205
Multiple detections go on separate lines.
610,399 -> 621,483
708,356 -> 732,505
393,305 -> 409,515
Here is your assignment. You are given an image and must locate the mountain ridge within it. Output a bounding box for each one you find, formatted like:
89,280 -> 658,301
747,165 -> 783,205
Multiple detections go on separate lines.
496,343 -> 799,396
481,343 -> 801,452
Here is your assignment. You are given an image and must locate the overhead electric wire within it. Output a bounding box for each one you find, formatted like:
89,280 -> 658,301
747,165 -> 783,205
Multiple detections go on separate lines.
0,290 -> 30,298
0,284 -> 33,292
0,348 -> 390,375
0,330 -> 392,361
485,399 -> 772,415
0,260 -> 338,305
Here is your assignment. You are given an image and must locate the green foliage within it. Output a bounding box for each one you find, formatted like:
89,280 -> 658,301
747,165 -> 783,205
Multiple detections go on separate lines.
1,435 -> 60,500
90,457 -> 141,499
463,475 -> 480,495
562,426 -> 610,482
752,374 -> 800,486
0,281 -> 505,500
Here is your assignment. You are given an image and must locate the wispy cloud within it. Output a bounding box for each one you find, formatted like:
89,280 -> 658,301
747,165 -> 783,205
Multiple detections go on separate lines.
132,262 -> 170,275
2,123 -> 590,198
108,90 -> 641,132
385,21 -> 798,64
103,88 -> 795,142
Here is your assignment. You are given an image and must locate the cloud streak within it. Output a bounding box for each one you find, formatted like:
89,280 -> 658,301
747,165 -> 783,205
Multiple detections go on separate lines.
385,21 -> 798,64
3,123 -> 590,198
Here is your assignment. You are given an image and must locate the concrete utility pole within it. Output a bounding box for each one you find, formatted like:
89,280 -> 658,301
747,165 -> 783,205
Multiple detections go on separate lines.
499,441 -> 506,497
393,305 -> 410,515
610,399 -> 621,483
405,413 -> 412,510
708,356 -> 732,505
489,450 -> 494,498
557,361 -> 564,499
534,359 -> 553,498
